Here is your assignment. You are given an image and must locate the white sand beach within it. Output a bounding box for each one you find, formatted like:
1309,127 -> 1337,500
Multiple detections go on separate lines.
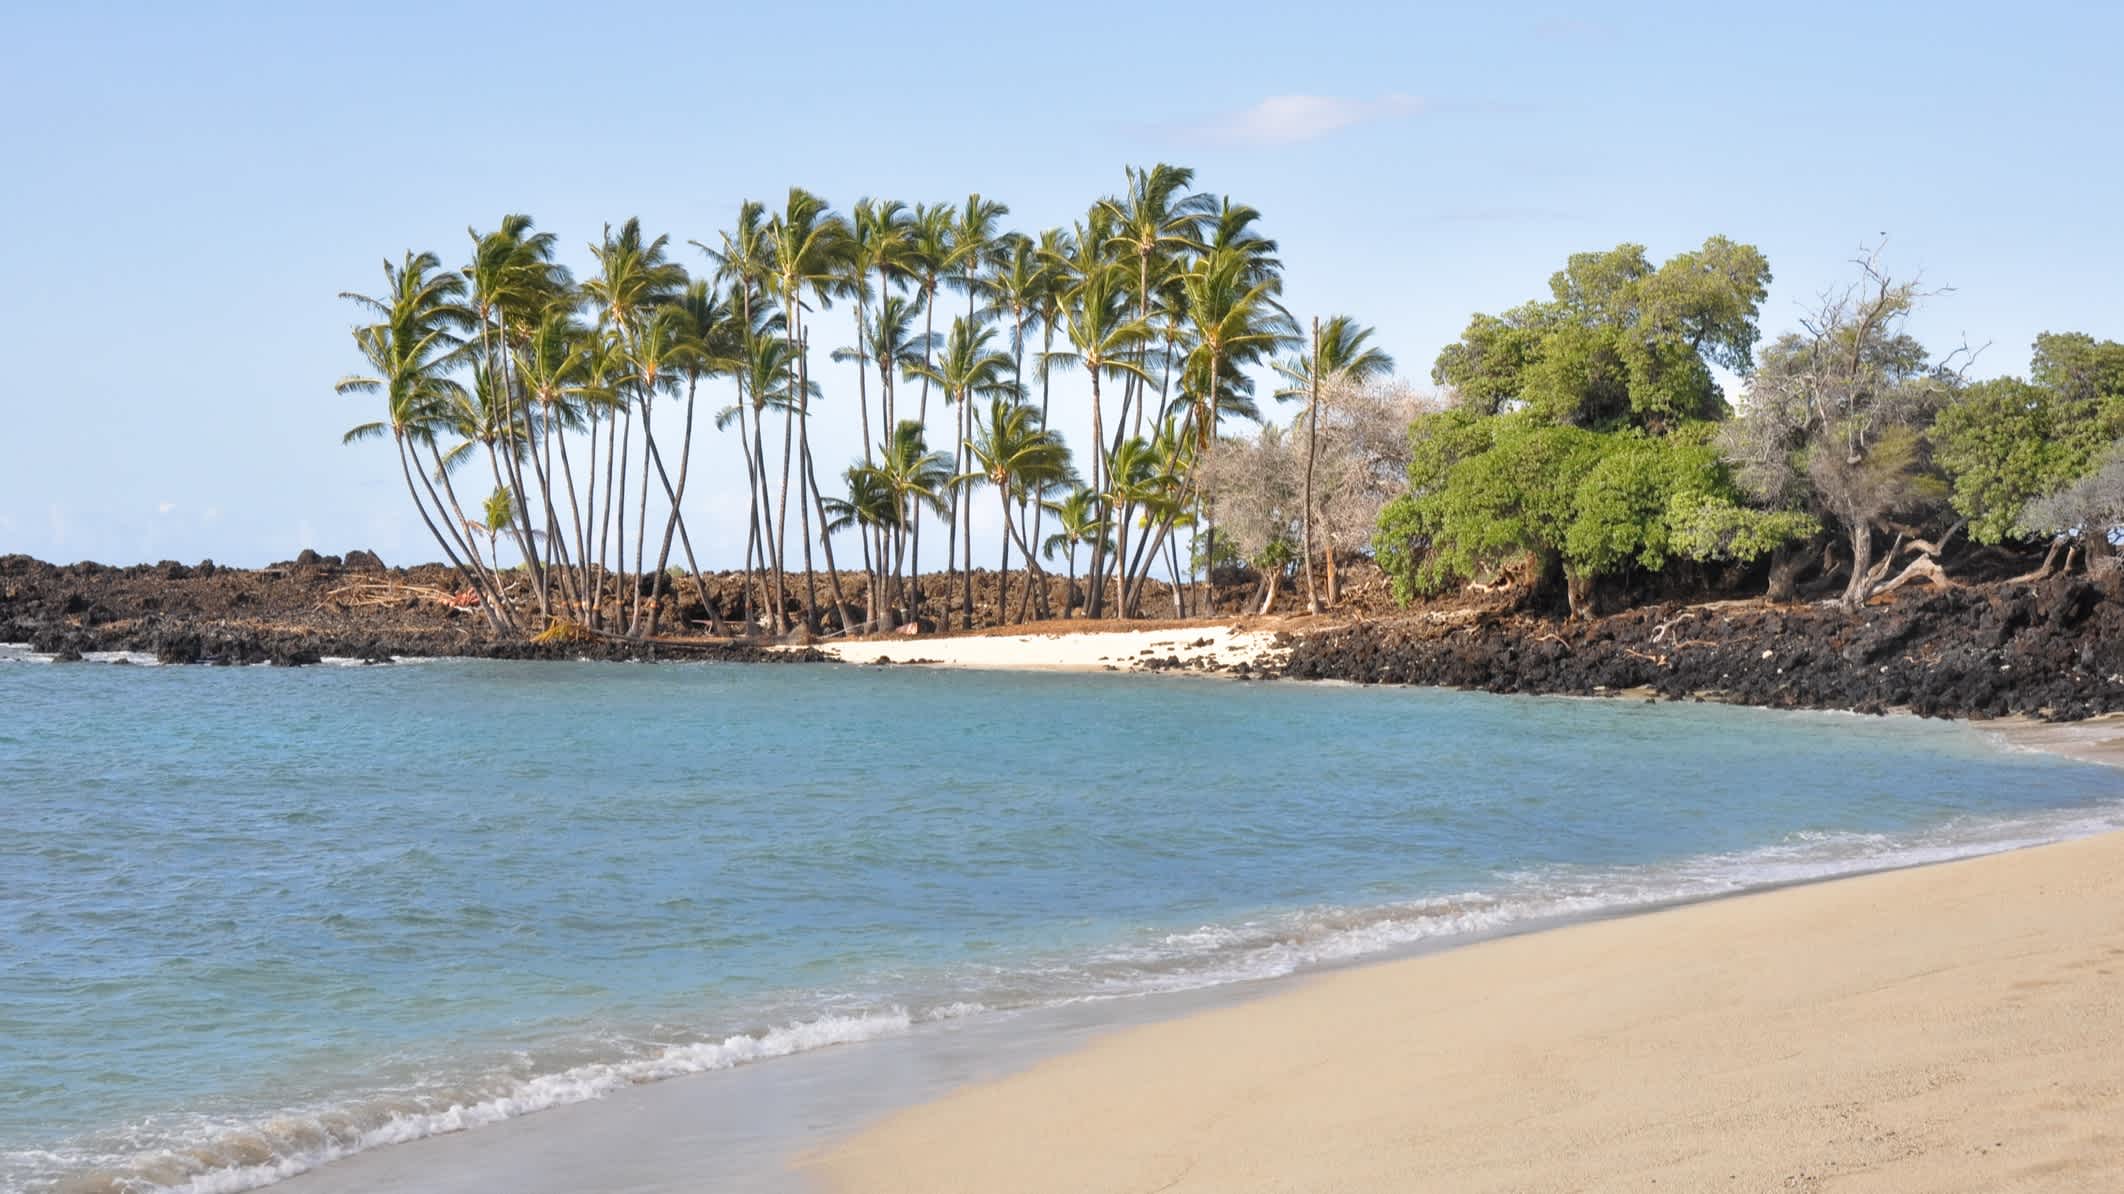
802,622 -> 1292,673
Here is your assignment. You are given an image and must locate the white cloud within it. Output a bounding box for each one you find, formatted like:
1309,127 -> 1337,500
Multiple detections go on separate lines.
1192,93 -> 1424,146
47,503 -> 66,545
158,501 -> 176,515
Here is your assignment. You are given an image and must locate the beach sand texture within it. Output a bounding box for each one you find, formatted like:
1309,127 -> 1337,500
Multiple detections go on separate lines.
812,829 -> 2124,1193
807,624 -> 1289,672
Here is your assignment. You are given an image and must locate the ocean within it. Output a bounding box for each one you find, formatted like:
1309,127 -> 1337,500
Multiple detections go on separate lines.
4,649 -> 2121,1192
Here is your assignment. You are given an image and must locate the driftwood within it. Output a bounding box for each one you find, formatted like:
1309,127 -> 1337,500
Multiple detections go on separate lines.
320,580 -> 480,612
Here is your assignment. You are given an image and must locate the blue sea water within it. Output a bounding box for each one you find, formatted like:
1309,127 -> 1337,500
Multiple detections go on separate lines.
3,649 -> 2122,1192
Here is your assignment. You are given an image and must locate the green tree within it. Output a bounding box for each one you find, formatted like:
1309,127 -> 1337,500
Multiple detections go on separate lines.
1433,237 -> 1770,430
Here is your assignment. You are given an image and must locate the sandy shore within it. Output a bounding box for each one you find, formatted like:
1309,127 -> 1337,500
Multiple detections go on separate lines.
811,826 -> 2124,1192
802,623 -> 1290,673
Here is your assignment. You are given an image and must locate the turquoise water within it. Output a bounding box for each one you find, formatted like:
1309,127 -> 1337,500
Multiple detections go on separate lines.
3,651 -> 2122,1193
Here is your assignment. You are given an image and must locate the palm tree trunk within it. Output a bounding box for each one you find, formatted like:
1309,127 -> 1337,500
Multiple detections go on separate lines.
774,397 -> 796,634
795,331 -> 852,633
422,441 -> 514,633
960,396 -> 975,629
628,392 -> 657,636
555,422 -> 593,624
395,434 -> 506,635
1084,372 -> 1110,620
853,303 -> 874,468
1026,322 -> 1056,621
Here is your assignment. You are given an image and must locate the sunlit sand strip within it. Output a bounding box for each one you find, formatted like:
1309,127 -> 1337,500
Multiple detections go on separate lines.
801,624 -> 1289,674
810,825 -> 2124,1193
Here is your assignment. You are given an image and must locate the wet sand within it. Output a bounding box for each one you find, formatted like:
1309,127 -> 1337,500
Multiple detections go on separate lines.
812,828 -> 2124,1193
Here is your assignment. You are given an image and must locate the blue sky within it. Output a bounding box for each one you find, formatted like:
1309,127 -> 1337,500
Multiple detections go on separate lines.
2,0 -> 2118,567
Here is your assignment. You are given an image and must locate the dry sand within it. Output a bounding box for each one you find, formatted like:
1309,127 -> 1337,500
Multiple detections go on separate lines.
803,623 -> 1289,673
811,826 -> 2124,1193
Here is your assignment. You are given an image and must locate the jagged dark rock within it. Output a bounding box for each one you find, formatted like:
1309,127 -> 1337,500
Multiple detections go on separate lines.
1280,578 -> 2124,722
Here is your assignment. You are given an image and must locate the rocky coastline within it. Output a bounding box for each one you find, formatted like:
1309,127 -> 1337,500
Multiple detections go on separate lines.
1281,573 -> 2124,722
9,551 -> 2121,723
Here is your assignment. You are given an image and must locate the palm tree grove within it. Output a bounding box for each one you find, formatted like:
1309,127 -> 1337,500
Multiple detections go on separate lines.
337,164 -> 2124,644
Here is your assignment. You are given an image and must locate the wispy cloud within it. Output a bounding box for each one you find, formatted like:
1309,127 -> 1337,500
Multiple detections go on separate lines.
1186,93 -> 1425,146
158,500 -> 176,515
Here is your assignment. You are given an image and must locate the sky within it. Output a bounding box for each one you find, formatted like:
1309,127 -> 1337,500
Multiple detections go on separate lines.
2,0 -> 2118,568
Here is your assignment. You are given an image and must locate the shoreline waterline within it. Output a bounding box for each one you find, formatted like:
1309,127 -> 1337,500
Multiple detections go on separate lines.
6,659 -> 2122,1194
808,826 -> 2124,1193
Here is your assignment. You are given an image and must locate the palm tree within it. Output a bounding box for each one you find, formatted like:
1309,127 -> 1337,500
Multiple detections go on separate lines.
1108,419 -> 1195,617
846,198 -> 915,461
338,251 -> 511,633
512,310 -> 603,620
716,325 -> 804,633
824,463 -> 896,621
583,219 -> 687,627
1275,315 -> 1395,610
1177,246 -> 1297,611
961,396 -> 1076,625
1047,264 -> 1154,617
1019,227 -> 1074,619
766,188 -> 857,632
909,318 -> 1021,627
869,420 -> 954,622
1098,165 -> 1213,443
464,215 -> 570,616
699,203 -> 783,631
1041,487 -> 1108,617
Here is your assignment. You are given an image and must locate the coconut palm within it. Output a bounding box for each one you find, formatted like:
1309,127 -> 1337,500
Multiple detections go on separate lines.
1275,315 -> 1395,610
868,420 -> 954,621
1041,487 -> 1108,617
961,396 -> 1076,624
1174,247 -> 1297,610
464,215 -> 571,614
638,286 -> 738,635
909,318 -> 1021,627
1098,165 -> 1213,443
1046,264 -> 1154,617
1108,418 -> 1196,617
338,251 -> 511,632
845,198 -> 916,459
824,463 -> 897,620
765,188 -> 857,632
512,310 -> 604,619
716,326 -> 805,632
698,203 -> 786,630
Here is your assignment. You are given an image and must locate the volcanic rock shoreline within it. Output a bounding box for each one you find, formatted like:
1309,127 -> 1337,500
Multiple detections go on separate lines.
7,550 -> 2121,723
0,554 -> 816,666
1282,572 -> 2124,722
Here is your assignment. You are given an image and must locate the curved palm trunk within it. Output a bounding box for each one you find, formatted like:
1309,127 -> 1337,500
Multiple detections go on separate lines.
395,434 -> 506,635
422,440 -> 514,633
480,314 -> 548,617
582,411 -> 603,626
645,375 -> 724,636
774,399 -> 796,634
555,422 -> 594,624
1084,371 -> 1111,620
628,392 -> 657,636
1025,321 -> 1057,621
795,331 -> 853,633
